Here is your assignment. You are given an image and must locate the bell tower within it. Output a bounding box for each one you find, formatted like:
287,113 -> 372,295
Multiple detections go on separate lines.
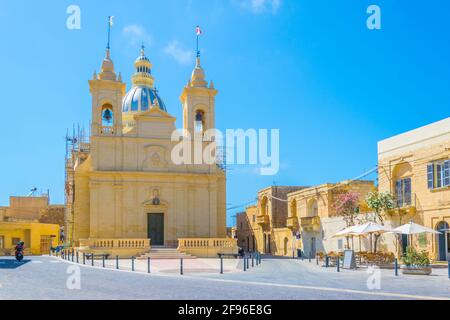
180,56 -> 218,140
89,48 -> 126,137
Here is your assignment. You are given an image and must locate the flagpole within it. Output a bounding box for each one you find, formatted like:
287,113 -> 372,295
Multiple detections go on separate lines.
107,16 -> 111,49
196,35 -> 199,57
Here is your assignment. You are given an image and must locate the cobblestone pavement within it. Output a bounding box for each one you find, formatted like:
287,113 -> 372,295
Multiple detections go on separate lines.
0,256 -> 448,300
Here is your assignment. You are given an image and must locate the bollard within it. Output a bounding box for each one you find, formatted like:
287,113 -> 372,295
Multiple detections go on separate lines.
247,255 -> 250,269
316,256 -> 319,265
251,254 -> 254,267
394,258 -> 398,277
337,257 -> 340,272
448,261 -> 450,279
72,250 -> 74,262
220,256 -> 223,274
147,257 -> 151,274
180,258 -> 184,275
243,256 -> 247,272
132,257 -> 135,271
102,255 -> 105,268
116,255 -> 119,270
325,256 -> 329,268
76,251 -> 79,264
91,254 -> 94,267
83,253 -> 86,265
309,254 -> 311,263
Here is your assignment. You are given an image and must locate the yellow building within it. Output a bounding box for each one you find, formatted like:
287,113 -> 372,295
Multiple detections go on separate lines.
236,181 -> 375,257
0,196 -> 62,255
286,181 -> 374,257
378,117 -> 450,261
236,186 -> 306,256
66,46 -> 232,257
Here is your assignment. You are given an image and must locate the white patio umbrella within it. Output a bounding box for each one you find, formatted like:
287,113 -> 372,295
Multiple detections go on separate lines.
391,221 -> 441,235
351,222 -> 394,253
331,222 -> 393,252
391,221 -> 441,251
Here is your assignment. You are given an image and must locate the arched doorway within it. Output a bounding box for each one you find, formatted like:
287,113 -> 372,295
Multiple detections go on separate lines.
436,221 -> 450,261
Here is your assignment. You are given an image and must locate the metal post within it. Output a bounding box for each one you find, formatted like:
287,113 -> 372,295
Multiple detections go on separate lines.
325,256 -> 329,268
448,261 -> 449,279
102,255 -> 105,268
147,257 -> 151,274
91,254 -> 94,267
316,256 -> 319,265
309,254 -> 311,263
132,257 -> 135,271
243,255 -> 247,272
72,250 -> 74,262
337,257 -> 340,272
180,258 -> 184,275
247,255 -> 250,269
220,256 -> 223,274
251,254 -> 254,267
116,256 -> 119,269
76,251 -> 79,264
83,253 -> 85,265
394,258 -> 398,276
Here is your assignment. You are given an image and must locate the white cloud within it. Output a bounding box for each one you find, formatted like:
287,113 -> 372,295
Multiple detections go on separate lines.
233,0 -> 281,14
122,24 -> 152,47
163,40 -> 194,65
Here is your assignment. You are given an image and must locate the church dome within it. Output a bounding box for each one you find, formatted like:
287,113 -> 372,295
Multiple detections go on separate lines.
122,45 -> 167,114
122,86 -> 167,113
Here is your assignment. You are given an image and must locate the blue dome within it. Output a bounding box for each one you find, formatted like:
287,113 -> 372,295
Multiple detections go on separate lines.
122,86 -> 167,113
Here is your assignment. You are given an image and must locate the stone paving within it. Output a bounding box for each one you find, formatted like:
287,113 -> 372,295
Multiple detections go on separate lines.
0,256 -> 448,300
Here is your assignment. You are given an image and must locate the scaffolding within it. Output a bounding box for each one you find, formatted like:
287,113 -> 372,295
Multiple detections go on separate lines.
64,125 -> 90,246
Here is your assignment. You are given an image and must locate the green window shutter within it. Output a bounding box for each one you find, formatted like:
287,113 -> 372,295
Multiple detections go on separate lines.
427,164 -> 434,189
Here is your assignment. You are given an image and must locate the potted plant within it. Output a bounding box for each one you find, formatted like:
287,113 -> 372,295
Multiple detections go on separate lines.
401,247 -> 432,275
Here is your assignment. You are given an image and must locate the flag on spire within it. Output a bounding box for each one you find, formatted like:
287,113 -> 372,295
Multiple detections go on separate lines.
109,16 -> 114,26
196,25 -> 202,36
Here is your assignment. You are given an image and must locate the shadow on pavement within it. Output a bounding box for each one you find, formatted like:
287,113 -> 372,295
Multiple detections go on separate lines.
0,259 -> 31,269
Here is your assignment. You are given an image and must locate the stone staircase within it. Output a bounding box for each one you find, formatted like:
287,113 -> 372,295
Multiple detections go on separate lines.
137,247 -> 196,260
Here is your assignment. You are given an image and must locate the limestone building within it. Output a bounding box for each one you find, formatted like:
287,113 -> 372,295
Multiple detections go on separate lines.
378,117 -> 450,261
66,45 -> 228,254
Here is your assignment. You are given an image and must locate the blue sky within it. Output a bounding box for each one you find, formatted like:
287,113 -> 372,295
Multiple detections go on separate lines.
0,0 -> 449,226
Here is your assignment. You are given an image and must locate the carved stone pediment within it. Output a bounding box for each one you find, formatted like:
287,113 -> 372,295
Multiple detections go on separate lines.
142,145 -> 168,170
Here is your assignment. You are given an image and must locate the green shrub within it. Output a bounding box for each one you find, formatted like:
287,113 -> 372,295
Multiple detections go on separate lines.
402,246 -> 430,268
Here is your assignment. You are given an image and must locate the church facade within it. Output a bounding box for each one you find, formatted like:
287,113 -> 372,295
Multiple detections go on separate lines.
65,46 -> 227,254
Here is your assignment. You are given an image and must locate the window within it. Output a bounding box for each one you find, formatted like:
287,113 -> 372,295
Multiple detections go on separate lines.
427,160 -> 450,189
195,110 -> 205,133
0,236 -> 4,249
337,239 -> 343,251
252,215 -> 256,223
101,104 -> 114,127
395,177 -> 412,207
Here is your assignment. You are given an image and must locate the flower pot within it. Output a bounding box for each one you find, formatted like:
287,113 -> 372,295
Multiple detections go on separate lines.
401,266 -> 432,275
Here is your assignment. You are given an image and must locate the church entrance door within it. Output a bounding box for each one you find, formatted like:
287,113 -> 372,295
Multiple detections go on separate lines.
148,213 -> 164,246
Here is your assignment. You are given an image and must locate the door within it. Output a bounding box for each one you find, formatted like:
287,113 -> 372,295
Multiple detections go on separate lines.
437,222 -> 450,261
148,213 -> 164,246
40,235 -> 52,254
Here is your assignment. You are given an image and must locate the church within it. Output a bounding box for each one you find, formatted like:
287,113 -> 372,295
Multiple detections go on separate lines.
65,42 -> 231,257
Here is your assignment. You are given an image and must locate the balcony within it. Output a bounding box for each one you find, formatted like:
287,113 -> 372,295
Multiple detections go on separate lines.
390,193 -> 417,215
256,215 -> 270,225
286,217 -> 299,229
300,216 -> 321,232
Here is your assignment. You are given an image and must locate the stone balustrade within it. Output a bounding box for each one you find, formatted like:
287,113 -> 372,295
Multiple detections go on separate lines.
78,238 -> 151,258
178,238 -> 238,258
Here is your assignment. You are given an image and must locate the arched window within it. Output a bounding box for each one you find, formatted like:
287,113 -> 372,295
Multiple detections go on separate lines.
101,104 -> 114,127
195,110 -> 205,133
261,196 -> 268,216
290,199 -> 297,217
307,199 -> 318,217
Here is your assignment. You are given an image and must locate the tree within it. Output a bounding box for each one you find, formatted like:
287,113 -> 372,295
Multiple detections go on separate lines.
365,191 -> 395,252
334,192 -> 360,248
